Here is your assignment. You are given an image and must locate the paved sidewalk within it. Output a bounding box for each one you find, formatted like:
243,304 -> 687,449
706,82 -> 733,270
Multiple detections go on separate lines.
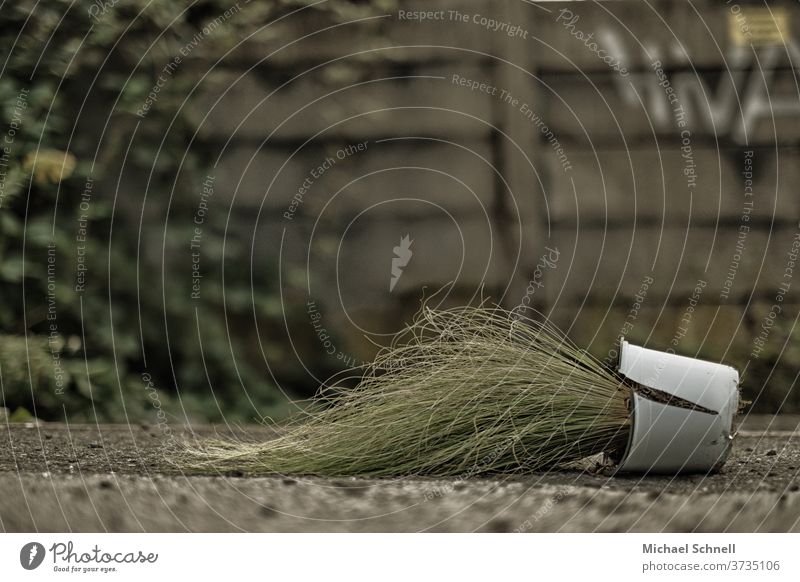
1,416 -> 798,532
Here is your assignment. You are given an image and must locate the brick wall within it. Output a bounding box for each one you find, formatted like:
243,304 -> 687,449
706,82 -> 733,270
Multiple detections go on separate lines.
177,0 -> 800,409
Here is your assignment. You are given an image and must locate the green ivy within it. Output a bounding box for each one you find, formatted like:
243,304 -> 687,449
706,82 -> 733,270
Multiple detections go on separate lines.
0,0 -> 384,423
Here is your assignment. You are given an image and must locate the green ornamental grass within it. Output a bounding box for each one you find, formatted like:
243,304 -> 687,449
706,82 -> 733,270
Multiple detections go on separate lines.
185,305 -> 632,477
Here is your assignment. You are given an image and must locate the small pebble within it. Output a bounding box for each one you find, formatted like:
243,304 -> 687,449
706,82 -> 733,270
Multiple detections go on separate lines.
486,518 -> 512,533
766,449 -> 777,456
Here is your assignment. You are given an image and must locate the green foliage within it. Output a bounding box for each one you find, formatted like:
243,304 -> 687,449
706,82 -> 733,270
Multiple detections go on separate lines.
0,0 -> 386,422
188,306 -> 631,477
738,313 -> 800,413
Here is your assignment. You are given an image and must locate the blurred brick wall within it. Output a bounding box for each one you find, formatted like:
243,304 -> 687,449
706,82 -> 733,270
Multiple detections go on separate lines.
180,0 -> 800,409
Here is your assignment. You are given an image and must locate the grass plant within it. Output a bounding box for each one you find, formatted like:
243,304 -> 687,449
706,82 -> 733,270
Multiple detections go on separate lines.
185,305 -> 631,477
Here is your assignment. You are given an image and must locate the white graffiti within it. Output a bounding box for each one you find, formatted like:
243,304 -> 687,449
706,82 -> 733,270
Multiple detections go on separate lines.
600,28 -> 800,143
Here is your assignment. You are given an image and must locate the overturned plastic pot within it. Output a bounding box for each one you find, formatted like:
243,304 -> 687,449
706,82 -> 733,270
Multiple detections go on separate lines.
613,339 -> 740,474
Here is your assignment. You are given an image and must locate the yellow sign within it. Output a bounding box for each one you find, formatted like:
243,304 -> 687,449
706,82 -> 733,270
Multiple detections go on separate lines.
729,6 -> 789,46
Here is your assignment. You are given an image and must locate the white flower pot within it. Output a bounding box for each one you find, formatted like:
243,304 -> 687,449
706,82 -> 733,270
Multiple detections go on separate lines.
615,339 -> 740,474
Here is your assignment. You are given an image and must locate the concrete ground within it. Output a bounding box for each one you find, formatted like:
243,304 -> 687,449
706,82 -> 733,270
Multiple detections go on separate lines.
0,416 -> 798,532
